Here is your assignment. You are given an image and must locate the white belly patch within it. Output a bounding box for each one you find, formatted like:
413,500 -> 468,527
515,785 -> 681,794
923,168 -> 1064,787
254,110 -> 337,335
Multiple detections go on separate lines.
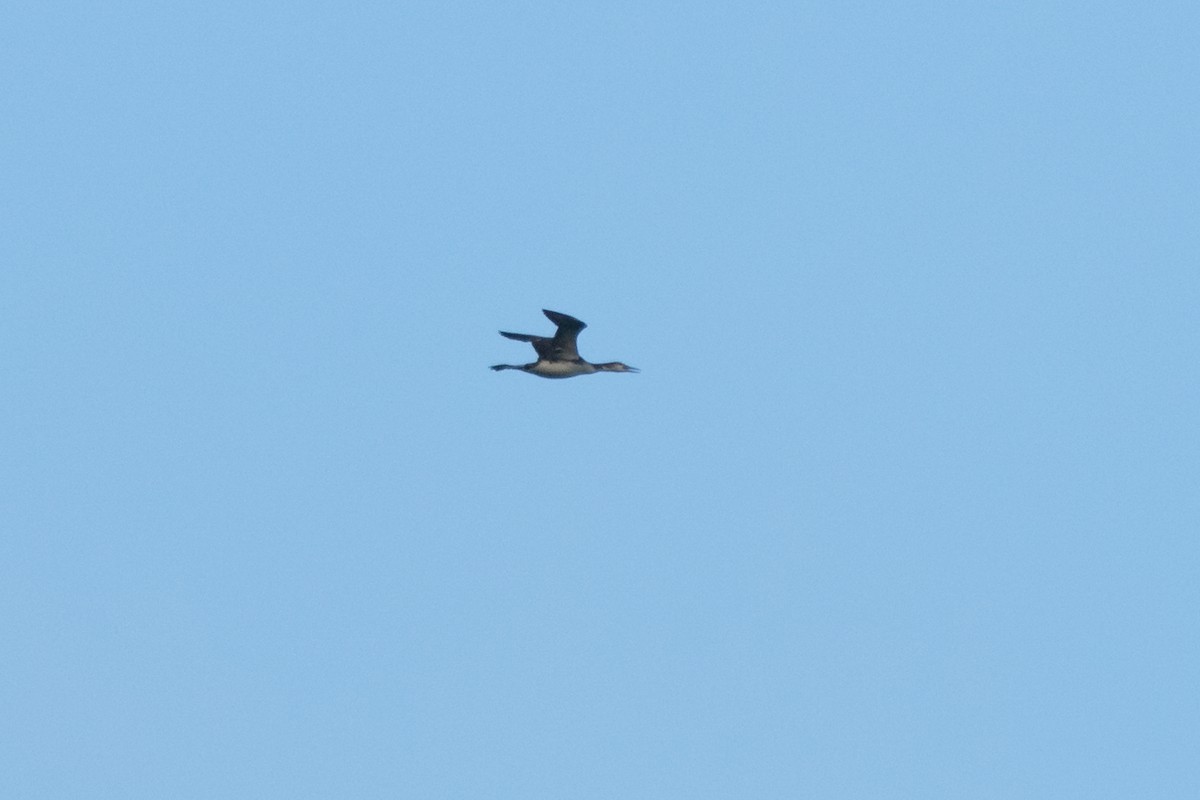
528,361 -> 594,378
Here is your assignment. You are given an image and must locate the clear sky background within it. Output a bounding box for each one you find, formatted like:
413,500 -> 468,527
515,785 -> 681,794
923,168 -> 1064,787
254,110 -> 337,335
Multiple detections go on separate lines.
3,2 -> 1197,798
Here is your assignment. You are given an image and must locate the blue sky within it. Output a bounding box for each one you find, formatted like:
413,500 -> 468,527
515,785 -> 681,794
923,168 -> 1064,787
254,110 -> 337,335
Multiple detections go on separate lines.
3,2 -> 1197,797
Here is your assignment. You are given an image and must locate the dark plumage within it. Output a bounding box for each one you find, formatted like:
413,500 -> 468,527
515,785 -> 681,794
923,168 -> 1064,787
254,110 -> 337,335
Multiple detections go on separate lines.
490,309 -> 639,379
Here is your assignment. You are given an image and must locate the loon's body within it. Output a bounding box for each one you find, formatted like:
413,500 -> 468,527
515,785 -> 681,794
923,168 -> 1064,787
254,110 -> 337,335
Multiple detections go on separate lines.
491,309 -> 638,379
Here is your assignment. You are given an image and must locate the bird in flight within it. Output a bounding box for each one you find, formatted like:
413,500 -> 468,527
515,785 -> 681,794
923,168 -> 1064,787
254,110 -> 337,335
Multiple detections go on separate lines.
490,309 -> 639,379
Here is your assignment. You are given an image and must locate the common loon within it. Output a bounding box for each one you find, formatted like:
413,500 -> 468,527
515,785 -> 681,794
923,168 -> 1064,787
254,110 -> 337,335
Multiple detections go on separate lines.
490,309 -> 639,379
